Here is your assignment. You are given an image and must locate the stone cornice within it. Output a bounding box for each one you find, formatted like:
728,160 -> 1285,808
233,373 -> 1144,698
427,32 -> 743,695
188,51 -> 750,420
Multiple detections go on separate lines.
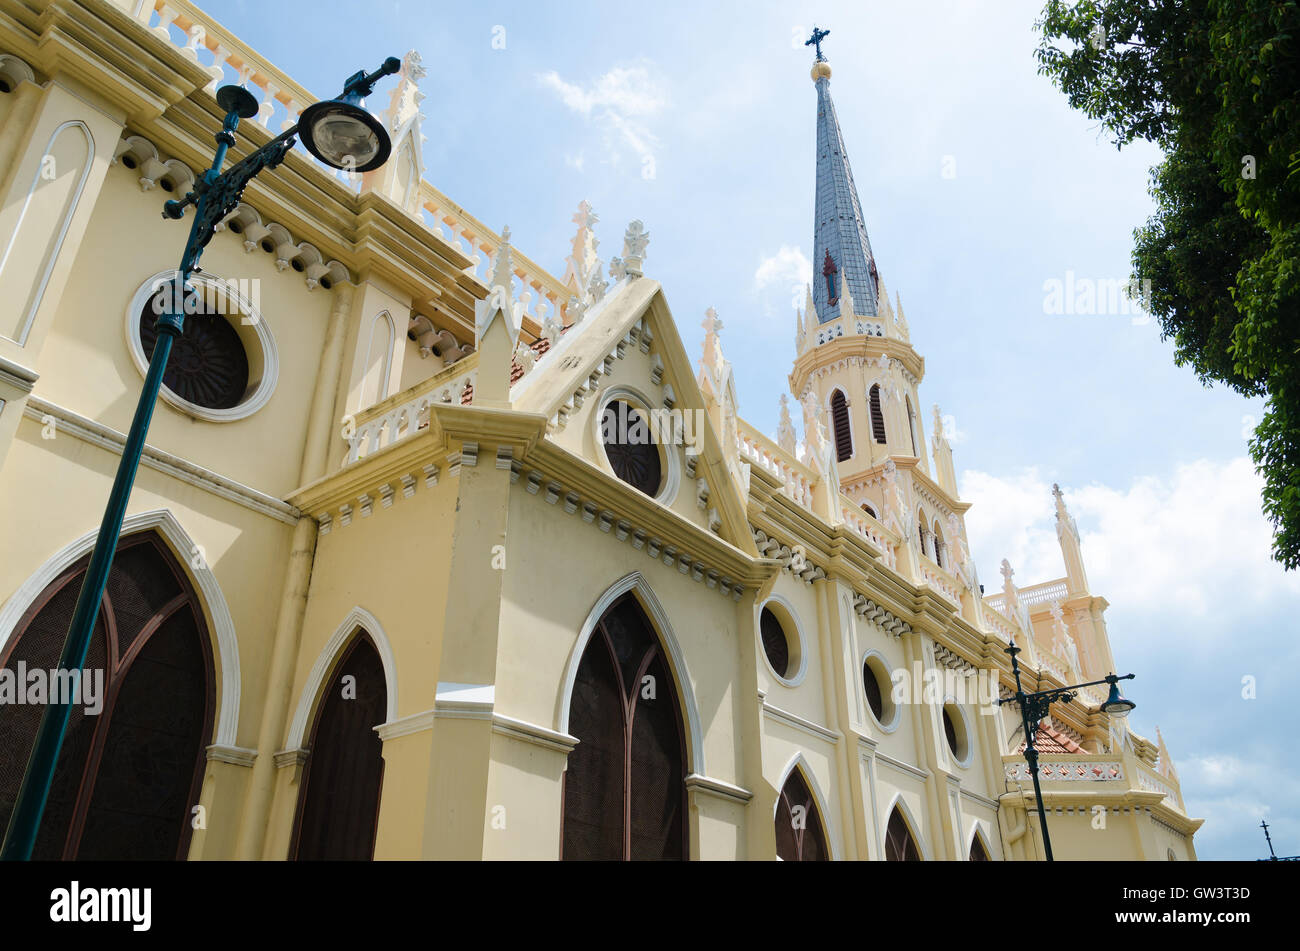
789,333 -> 925,398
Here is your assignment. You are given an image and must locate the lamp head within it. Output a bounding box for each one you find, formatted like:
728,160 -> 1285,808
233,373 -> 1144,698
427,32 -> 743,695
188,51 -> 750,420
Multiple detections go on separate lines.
1100,677 -> 1136,717
298,91 -> 391,173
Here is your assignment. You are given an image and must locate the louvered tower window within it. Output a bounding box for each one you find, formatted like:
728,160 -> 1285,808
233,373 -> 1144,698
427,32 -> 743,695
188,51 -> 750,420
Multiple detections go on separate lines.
774,768 -> 829,861
830,390 -> 852,461
906,396 -> 919,457
562,593 -> 687,860
933,519 -> 946,569
0,532 -> 212,860
868,385 -> 887,443
885,808 -> 922,861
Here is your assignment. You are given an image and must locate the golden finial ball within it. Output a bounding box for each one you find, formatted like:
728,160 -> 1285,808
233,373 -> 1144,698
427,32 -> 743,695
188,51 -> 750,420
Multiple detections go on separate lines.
811,60 -> 832,81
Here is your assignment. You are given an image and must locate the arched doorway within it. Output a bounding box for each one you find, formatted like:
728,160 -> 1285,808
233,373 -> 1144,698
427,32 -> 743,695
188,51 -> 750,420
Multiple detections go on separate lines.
774,766 -> 830,861
290,632 -> 387,860
0,531 -> 213,859
562,592 -> 687,860
885,805 -> 922,861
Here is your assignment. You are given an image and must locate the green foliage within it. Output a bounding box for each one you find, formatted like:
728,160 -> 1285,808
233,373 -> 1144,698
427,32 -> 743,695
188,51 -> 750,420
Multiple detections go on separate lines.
1037,0 -> 1300,569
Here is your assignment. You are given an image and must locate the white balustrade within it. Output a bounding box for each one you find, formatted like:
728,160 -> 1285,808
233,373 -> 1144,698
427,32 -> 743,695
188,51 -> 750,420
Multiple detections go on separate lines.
344,363 -> 477,466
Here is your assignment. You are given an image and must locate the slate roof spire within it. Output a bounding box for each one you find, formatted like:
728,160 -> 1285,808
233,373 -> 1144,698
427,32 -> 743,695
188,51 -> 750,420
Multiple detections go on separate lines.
808,29 -> 879,323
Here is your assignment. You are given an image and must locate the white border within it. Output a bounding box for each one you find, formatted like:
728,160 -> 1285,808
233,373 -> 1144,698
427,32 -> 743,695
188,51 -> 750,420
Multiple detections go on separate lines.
285,605 -> 399,750
124,270 -> 279,422
966,819 -> 994,860
773,752 -> 840,860
591,384 -> 681,508
861,648 -> 901,732
0,508 -> 242,746
558,570 -> 704,774
1,120 -> 95,345
757,593 -> 808,687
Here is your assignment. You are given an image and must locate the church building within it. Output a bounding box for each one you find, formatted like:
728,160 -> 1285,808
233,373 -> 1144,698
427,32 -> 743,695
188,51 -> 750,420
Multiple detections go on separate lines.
0,0 -> 1201,859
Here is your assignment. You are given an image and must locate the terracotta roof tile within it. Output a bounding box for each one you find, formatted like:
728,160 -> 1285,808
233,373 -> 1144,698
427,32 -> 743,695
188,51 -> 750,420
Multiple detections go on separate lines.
1019,723 -> 1085,755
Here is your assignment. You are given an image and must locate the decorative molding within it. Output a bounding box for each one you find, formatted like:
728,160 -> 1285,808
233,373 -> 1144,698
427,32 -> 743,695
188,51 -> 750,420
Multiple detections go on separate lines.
491,713 -> 578,754
273,748 -> 309,769
684,773 -> 754,805
22,397 -> 298,525
761,699 -> 840,744
375,708 -> 436,741
0,355 -> 37,393
206,744 -> 257,767
875,751 -> 929,782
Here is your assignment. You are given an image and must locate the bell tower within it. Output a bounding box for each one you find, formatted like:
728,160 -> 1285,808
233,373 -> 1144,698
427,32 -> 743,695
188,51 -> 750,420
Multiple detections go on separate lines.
787,29 -> 973,585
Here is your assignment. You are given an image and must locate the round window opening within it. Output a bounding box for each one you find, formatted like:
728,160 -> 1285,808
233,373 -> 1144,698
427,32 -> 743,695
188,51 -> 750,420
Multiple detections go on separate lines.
863,656 -> 897,727
139,296 -> 249,410
942,703 -> 969,763
760,606 -> 790,679
600,400 -> 663,497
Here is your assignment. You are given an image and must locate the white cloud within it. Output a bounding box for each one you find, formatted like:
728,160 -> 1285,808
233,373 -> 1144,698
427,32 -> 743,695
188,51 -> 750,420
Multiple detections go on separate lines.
960,457 -> 1300,639
538,65 -> 666,168
754,244 -> 811,292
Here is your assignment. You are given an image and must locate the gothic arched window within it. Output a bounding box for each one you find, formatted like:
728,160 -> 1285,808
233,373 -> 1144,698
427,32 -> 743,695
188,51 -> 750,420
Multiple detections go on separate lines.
860,502 -> 877,519
830,390 -> 852,462
0,532 -> 213,860
970,833 -> 991,861
822,249 -> 839,306
563,593 -> 687,860
885,807 -> 922,861
868,385 -> 887,444
775,767 -> 829,861
290,632 -> 387,860
933,519 -> 946,569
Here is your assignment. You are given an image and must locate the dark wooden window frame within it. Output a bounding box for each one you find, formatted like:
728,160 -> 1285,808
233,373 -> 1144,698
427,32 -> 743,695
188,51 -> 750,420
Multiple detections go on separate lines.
868,384 -> 887,444
0,532 -> 215,860
561,593 -> 689,861
830,389 -> 852,462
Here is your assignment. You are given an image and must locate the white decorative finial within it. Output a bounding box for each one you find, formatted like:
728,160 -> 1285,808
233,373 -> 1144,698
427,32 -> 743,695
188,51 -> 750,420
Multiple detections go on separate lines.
491,226 -> 514,293
1000,558 -> 1014,584
513,341 -> 538,375
777,393 -> 797,455
563,199 -> 600,295
609,256 -> 626,282
622,220 -> 649,276
587,266 -> 608,302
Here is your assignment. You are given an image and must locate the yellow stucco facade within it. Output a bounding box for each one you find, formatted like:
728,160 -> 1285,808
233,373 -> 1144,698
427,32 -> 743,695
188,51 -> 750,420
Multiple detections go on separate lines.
0,0 -> 1202,860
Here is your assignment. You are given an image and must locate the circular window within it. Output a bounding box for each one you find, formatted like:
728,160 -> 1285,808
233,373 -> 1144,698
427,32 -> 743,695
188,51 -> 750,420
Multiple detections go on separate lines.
139,303 -> 248,409
760,607 -> 789,678
862,653 -> 899,730
126,272 -> 278,422
600,399 -> 663,496
942,702 -> 970,765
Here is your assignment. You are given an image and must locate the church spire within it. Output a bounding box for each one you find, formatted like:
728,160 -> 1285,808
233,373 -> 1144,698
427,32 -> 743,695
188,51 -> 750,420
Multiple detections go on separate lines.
807,27 -> 879,324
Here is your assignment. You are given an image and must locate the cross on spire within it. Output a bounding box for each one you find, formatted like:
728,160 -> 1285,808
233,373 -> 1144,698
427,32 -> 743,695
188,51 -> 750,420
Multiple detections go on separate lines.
806,26 -> 830,61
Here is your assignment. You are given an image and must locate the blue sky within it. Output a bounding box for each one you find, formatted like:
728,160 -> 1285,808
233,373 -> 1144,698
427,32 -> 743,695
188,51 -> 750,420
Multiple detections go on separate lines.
203,0 -> 1298,860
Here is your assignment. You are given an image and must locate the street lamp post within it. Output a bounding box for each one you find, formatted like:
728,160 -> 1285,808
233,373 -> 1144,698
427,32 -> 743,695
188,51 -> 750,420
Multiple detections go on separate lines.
0,58 -> 400,862
999,642 -> 1136,862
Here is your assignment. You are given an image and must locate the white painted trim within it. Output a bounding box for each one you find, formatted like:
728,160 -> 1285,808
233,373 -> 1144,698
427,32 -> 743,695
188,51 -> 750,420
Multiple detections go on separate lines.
861,648 -> 901,733
684,772 -> 753,805
23,397 -> 299,524
124,270 -> 279,422
757,592 -> 809,688
206,744 -> 257,767
883,792 -> 931,861
285,606 -> 399,750
761,699 -> 840,744
876,751 -> 929,782
591,384 -> 681,508
558,570 -> 705,774
1,120 -> 95,346
774,752 -> 840,860
491,713 -> 578,754
0,508 -> 242,746
0,355 -> 37,393
375,708 -> 436,741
